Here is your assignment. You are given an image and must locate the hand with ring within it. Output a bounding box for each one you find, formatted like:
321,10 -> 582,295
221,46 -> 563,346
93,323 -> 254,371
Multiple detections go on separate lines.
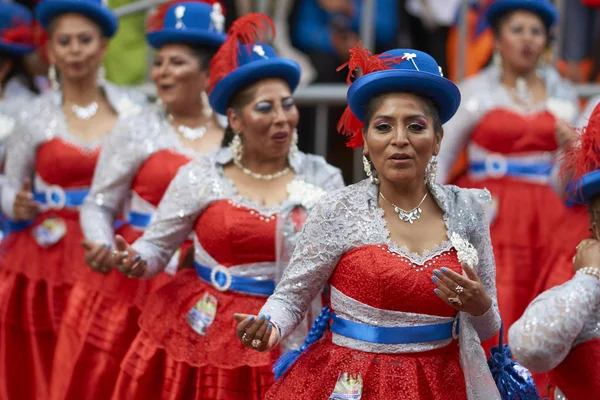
112,234 -> 147,278
81,240 -> 113,274
432,262 -> 492,316
573,238 -> 600,272
234,313 -> 279,352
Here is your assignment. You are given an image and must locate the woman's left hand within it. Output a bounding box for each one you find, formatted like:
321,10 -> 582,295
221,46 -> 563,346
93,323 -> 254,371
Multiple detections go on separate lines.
432,263 -> 492,316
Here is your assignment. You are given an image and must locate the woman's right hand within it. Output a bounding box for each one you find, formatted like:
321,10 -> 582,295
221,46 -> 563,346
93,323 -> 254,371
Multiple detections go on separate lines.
81,240 -> 113,274
573,238 -> 600,272
112,234 -> 147,278
13,178 -> 40,221
234,313 -> 278,352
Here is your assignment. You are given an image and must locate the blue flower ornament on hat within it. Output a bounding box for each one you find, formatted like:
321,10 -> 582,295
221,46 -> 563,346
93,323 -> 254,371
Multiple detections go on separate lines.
146,0 -> 226,49
0,2 -> 36,55
561,103 -> 600,205
337,44 -> 461,149
36,0 -> 118,38
208,13 -> 301,115
486,0 -> 558,29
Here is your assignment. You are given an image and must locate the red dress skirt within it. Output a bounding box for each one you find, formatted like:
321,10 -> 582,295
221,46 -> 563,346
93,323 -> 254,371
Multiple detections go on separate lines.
51,150 -> 192,400
548,338 -> 600,400
453,109 -> 571,331
0,138 -> 99,400
267,245 -> 467,400
111,200 -> 283,400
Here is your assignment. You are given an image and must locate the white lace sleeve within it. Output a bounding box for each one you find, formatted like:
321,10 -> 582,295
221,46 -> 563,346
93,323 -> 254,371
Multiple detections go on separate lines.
261,195 -> 349,339
132,157 -> 211,278
437,78 -> 485,184
80,116 -> 151,245
465,189 -> 502,341
1,119 -> 45,218
508,274 -> 600,372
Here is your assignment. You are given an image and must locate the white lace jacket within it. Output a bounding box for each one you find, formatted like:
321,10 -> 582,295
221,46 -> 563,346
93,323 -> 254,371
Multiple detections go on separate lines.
0,83 -> 147,219
261,179 -> 503,399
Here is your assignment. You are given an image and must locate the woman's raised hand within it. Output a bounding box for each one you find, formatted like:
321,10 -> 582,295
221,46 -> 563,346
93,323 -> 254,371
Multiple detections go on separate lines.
432,262 -> 493,316
234,313 -> 279,352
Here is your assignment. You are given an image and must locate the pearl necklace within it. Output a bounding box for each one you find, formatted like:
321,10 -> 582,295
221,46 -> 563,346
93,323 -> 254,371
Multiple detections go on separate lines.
71,101 -> 99,120
233,158 -> 291,181
379,191 -> 428,224
168,114 -> 207,140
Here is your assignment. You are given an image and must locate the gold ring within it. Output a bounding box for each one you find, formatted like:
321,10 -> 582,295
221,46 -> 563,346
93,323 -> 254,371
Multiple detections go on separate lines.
242,333 -> 250,343
455,285 -> 464,294
251,339 -> 262,348
448,297 -> 463,306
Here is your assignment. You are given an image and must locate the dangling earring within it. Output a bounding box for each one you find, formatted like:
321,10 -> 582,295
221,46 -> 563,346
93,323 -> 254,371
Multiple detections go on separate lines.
493,51 -> 502,68
426,155 -> 438,186
201,91 -> 213,119
536,53 -> 547,79
363,154 -> 379,185
289,129 -> 299,159
48,64 -> 59,91
96,64 -> 106,87
230,132 -> 243,164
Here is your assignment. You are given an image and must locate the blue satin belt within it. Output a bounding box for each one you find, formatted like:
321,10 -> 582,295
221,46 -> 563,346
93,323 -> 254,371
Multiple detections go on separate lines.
33,188 -> 89,207
194,261 -> 276,296
470,160 -> 552,178
127,211 -> 152,229
330,314 -> 457,344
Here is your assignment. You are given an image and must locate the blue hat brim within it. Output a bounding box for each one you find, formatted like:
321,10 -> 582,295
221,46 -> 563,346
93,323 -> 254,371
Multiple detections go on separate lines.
36,0 -> 118,37
347,69 -> 461,124
209,58 -> 301,115
0,41 -> 35,55
567,170 -> 600,204
147,29 -> 226,49
486,0 -> 558,28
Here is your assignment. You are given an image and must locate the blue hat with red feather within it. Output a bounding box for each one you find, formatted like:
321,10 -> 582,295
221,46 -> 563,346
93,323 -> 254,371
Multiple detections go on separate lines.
146,0 -> 226,49
208,13 -> 300,115
0,2 -> 36,55
562,103 -> 600,204
337,44 -> 460,149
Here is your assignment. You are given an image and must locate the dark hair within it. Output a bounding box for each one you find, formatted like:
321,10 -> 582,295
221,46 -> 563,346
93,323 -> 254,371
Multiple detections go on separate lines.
362,92 -> 443,136
186,43 -> 217,71
491,10 -> 550,45
0,52 -> 39,95
47,14 -> 105,38
219,83 -> 258,147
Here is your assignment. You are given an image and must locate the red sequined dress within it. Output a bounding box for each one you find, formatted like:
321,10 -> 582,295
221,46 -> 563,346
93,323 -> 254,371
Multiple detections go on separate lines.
261,180 -> 503,399
0,86 -> 145,400
438,65 -> 580,331
51,107 -> 200,400
509,273 -> 600,400
110,149 -> 344,399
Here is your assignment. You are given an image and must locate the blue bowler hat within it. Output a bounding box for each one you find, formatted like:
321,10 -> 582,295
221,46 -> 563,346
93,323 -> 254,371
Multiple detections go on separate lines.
568,170 -> 600,204
0,2 -> 36,55
486,0 -> 558,29
147,2 -> 226,49
209,42 -> 301,115
347,49 -> 461,124
36,0 -> 118,38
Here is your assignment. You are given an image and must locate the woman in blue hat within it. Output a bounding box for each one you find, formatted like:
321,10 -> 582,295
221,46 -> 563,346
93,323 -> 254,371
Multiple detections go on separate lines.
237,44 -> 502,399
0,2 -> 40,104
50,1 -> 225,399
0,0 -> 146,398
0,1 -> 42,241
509,103 -> 600,400
436,0 -> 580,335
109,12 -> 344,400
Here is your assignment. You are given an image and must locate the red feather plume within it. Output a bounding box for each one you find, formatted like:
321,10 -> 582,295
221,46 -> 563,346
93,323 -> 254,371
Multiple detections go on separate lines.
1,19 -> 35,46
560,102 -> 600,200
147,0 -> 225,32
336,42 -> 402,148
209,13 -> 275,93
